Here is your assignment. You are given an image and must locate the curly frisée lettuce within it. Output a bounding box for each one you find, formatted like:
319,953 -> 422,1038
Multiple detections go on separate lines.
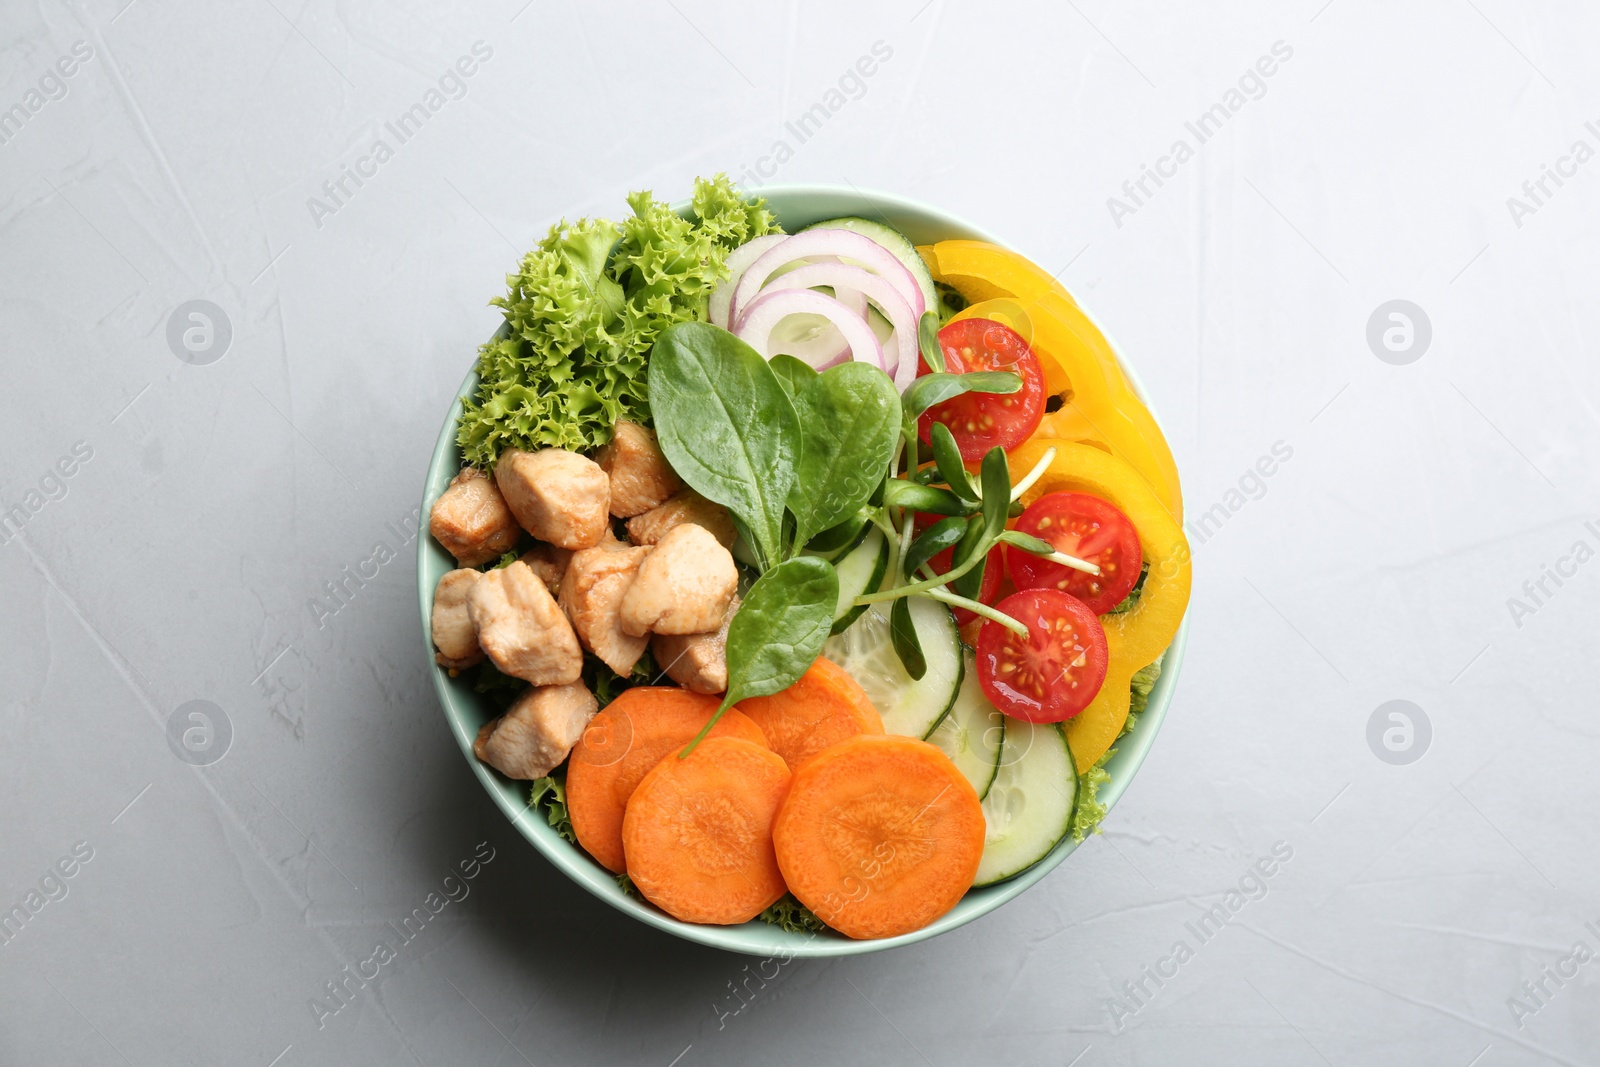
457,175 -> 784,467
528,775 -> 578,845
1069,657 -> 1164,842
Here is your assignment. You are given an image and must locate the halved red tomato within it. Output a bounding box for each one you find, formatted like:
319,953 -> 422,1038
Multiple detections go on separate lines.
918,318 -> 1045,460
1006,492 -> 1141,615
913,512 -> 1002,625
977,589 -> 1108,722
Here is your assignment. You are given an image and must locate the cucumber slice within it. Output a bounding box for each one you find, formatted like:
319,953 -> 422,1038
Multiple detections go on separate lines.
822,595 -> 962,738
825,527 -> 889,633
800,216 -> 939,317
973,719 -> 1077,887
927,650 -> 1005,800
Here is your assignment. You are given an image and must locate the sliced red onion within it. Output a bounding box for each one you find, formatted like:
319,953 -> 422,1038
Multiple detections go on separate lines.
758,263 -> 918,391
727,229 -> 926,328
738,257 -> 868,368
735,288 -> 884,372
709,234 -> 788,329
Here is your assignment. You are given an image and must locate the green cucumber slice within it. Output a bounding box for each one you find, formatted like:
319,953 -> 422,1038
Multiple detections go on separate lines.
826,526 -> 888,633
973,719 -> 1077,887
800,216 -> 939,317
927,650 -> 1005,800
822,595 -> 961,738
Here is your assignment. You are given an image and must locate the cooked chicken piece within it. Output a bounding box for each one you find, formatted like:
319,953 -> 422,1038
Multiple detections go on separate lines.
620,523 -> 738,636
494,448 -> 610,550
432,569 -> 485,671
652,594 -> 738,694
626,489 -> 737,548
595,421 -> 680,518
520,543 -> 573,596
429,468 -> 522,567
472,680 -> 598,780
466,561 -> 583,685
559,538 -> 651,675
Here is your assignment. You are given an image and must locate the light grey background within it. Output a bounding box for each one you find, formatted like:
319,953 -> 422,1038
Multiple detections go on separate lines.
2,1 -> 1596,1064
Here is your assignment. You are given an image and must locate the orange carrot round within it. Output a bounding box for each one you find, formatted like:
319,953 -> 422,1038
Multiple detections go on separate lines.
773,734 -> 985,940
621,736 -> 792,925
567,687 -> 767,873
736,657 -> 884,771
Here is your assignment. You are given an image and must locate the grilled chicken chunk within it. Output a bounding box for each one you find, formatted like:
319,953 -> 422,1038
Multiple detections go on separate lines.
429,468 -> 522,567
473,680 -> 598,780
559,538 -> 651,676
625,489 -> 737,548
431,569 -> 485,671
520,543 -> 573,596
596,421 -> 680,518
466,561 -> 583,685
494,448 -> 610,550
620,523 -> 738,636
652,594 -> 737,694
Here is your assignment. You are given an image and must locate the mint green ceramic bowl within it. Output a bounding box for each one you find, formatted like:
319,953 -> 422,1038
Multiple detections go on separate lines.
419,184 -> 1188,956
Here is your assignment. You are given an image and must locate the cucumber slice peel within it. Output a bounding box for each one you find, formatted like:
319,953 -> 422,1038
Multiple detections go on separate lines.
822,595 -> 962,738
973,719 -> 1077,887
825,526 -> 889,634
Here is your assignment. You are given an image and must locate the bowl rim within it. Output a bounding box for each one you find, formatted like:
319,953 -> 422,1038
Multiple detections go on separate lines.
417,182 -> 1189,956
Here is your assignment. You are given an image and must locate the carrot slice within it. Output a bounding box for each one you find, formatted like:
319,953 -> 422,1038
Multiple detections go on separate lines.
621,737 -> 791,924
773,734 -> 984,939
735,657 -> 885,771
566,687 -> 767,873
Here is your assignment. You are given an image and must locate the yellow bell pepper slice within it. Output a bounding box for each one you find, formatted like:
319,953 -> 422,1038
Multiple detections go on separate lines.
1007,440 -> 1191,774
918,240 -> 1080,309
918,241 -> 1184,523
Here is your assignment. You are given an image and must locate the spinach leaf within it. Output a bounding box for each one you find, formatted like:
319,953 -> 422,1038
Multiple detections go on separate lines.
917,311 -> 945,374
902,370 -> 1022,419
788,362 -> 902,550
649,322 -> 799,568
929,422 -> 978,501
904,516 -> 965,579
769,354 -> 818,397
890,596 -> 927,680
683,556 -> 840,754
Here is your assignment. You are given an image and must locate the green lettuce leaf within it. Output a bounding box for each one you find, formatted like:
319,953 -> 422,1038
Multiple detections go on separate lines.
529,774 -> 578,845
758,894 -> 827,934
457,175 -> 783,467
1070,656 -> 1164,841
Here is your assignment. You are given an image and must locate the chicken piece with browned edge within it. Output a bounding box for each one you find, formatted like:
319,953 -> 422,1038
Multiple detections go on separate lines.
431,569 -> 484,671
466,561 -> 583,685
473,680 -> 598,780
596,421 -> 680,518
494,448 -> 610,550
626,488 -> 737,548
652,594 -> 738,694
559,538 -> 651,676
620,523 -> 738,636
429,468 -> 522,567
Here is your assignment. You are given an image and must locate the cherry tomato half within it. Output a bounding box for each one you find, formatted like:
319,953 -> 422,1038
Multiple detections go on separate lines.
913,512 -> 1001,625
977,589 -> 1109,723
918,318 -> 1045,461
1006,492 -> 1142,615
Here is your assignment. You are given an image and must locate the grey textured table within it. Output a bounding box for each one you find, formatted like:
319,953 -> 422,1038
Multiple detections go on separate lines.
4,2 -> 1597,1064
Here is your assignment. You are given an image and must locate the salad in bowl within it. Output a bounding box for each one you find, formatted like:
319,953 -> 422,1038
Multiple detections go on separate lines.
420,177 -> 1191,951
